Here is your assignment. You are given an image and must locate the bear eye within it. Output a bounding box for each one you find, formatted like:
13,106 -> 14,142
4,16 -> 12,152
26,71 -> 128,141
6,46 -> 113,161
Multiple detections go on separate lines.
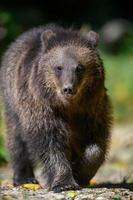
55,66 -> 63,76
76,64 -> 85,74
56,66 -> 62,71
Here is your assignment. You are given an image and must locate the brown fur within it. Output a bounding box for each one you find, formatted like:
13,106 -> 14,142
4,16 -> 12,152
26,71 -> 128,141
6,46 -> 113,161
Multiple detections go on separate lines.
0,24 -> 112,192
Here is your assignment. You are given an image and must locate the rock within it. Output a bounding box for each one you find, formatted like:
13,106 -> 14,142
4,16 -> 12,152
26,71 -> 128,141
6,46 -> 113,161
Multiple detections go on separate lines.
42,192 -> 65,200
96,197 -> 107,200
75,193 -> 94,200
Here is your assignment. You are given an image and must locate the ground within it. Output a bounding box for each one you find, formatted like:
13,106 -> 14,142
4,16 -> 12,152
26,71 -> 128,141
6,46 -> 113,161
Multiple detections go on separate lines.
0,124 -> 133,199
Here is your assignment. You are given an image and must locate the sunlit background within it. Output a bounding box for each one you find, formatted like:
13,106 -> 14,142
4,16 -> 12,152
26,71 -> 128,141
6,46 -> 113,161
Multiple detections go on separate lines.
0,1 -> 133,184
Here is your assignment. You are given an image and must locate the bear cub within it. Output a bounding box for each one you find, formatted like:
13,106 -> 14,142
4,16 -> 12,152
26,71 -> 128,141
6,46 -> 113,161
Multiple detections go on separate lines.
0,24 -> 112,192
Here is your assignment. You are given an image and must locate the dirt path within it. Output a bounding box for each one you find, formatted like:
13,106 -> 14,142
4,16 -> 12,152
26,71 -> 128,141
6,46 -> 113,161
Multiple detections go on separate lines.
0,124 -> 133,199
0,186 -> 132,200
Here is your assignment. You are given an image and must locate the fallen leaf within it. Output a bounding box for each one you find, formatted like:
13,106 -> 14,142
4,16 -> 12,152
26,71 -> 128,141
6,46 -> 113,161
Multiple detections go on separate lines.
90,178 -> 97,186
66,191 -> 78,198
22,183 -> 42,191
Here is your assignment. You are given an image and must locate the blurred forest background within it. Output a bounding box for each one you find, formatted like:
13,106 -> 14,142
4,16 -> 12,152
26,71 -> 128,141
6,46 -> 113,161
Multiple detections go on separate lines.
0,1 -> 133,183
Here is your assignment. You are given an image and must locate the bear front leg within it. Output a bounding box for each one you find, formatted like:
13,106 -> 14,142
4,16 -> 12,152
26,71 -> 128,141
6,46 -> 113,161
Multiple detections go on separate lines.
44,149 -> 79,192
25,118 -> 79,192
72,143 -> 106,186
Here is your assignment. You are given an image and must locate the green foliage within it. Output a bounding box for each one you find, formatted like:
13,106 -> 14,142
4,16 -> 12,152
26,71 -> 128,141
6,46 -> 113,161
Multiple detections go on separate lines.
0,103 -> 8,165
0,135 -> 7,164
0,10 -> 22,55
113,197 -> 121,200
101,52 -> 133,122
0,11 -> 21,36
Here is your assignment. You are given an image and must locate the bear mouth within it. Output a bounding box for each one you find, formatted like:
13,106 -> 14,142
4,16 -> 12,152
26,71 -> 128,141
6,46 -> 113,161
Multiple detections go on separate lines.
63,90 -> 78,99
64,93 -> 73,98
57,88 -> 77,102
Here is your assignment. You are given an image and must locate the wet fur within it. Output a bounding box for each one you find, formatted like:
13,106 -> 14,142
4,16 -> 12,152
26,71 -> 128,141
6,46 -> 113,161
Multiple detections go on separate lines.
0,24 -> 112,192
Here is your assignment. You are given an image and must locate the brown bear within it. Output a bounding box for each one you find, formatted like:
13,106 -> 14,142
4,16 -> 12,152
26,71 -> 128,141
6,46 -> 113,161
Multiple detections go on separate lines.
0,24 -> 112,192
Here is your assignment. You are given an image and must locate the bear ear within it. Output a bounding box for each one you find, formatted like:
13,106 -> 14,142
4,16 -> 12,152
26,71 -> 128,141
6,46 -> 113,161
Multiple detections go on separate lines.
84,31 -> 99,48
41,29 -> 56,49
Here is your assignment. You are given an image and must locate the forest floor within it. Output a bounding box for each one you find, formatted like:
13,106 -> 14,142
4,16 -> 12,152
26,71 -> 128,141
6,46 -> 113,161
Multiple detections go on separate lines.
0,124 -> 133,200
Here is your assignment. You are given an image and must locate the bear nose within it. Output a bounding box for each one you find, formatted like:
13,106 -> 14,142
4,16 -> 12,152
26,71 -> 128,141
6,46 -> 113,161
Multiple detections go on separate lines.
63,85 -> 73,95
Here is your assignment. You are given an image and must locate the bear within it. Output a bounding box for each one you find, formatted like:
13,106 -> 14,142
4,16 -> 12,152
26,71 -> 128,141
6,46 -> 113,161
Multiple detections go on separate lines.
0,24 -> 112,192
